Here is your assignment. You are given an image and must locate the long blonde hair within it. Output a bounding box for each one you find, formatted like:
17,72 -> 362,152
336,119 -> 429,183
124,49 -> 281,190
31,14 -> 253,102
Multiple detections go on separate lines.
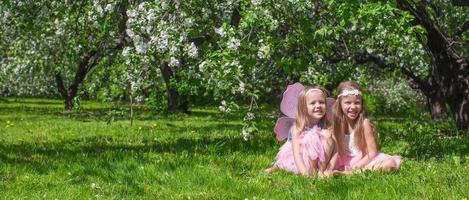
293,86 -> 330,136
332,81 -> 377,156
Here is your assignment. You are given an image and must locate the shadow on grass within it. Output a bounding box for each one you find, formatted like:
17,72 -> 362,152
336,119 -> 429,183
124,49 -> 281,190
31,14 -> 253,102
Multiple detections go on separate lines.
376,120 -> 469,160
0,131 -> 279,179
0,98 -> 64,105
1,124 -> 468,177
0,102 -> 247,123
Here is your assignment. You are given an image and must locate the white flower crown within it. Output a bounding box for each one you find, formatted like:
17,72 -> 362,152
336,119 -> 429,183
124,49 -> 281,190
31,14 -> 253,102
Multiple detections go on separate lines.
337,89 -> 362,98
305,88 -> 324,96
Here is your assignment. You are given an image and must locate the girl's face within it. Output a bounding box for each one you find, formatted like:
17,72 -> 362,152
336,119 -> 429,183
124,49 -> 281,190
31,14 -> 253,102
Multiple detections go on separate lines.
305,90 -> 326,121
340,95 -> 362,120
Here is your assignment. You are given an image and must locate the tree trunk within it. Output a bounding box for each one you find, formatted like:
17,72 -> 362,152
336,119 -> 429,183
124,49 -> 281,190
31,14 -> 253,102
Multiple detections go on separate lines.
64,94 -> 73,110
159,61 -> 189,113
454,94 -> 469,130
52,0 -> 128,111
167,87 -> 179,113
55,73 -> 76,111
427,96 -> 445,119
446,77 -> 469,130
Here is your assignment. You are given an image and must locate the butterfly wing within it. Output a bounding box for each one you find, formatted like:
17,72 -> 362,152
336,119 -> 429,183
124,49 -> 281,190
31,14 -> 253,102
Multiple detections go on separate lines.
280,83 -> 304,118
274,117 -> 295,141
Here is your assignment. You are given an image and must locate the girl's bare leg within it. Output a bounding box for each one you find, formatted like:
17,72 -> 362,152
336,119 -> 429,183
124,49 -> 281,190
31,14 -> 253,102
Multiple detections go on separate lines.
369,159 -> 398,172
320,135 -> 335,172
264,163 -> 279,173
308,158 -> 318,176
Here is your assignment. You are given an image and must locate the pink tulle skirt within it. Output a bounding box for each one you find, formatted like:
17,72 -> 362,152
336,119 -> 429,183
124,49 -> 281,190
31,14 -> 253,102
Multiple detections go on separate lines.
334,152 -> 401,171
274,127 -> 325,174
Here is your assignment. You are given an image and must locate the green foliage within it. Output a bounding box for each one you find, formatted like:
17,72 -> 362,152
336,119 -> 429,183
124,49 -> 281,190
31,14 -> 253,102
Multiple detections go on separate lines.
1,0 -> 467,130
147,92 -> 168,114
370,75 -> 426,115
105,109 -> 126,125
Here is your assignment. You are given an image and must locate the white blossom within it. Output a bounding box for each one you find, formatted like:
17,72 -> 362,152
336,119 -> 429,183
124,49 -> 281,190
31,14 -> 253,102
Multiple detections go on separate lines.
257,44 -> 270,59
96,5 -> 103,16
218,100 -> 230,113
135,43 -> 148,54
55,27 -> 64,36
91,183 -> 101,189
138,2 -> 148,11
404,36 -> 410,43
184,17 -> 193,27
246,112 -> 255,120
227,37 -> 240,51
169,57 -> 179,67
198,61 -> 207,72
132,35 -> 142,44
251,0 -> 262,5
187,42 -> 198,58
2,11 -> 10,22
130,81 -> 137,92
127,9 -> 137,18
126,29 -> 135,39
242,129 -> 251,141
239,81 -> 245,94
122,47 -> 131,58
157,30 -> 169,52
150,35 -> 158,45
215,27 -> 226,37
161,1 -> 168,10
147,10 -> 156,22
219,105 -> 226,112
136,95 -> 144,102
104,4 -> 114,12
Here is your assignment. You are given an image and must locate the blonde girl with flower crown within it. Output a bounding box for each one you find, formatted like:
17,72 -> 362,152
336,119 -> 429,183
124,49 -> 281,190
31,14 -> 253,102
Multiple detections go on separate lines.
330,81 -> 401,174
265,86 -> 335,177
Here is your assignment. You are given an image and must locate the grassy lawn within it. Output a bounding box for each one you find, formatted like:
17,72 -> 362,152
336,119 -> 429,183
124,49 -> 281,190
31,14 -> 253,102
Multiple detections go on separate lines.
0,98 -> 468,199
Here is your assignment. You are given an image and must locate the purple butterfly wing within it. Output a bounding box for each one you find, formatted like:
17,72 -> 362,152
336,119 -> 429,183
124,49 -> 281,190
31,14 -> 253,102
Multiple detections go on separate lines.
280,83 -> 304,118
274,117 -> 295,141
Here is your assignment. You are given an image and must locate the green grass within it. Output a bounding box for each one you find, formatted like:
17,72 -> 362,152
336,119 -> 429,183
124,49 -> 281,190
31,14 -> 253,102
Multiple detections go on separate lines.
1,98 -> 468,199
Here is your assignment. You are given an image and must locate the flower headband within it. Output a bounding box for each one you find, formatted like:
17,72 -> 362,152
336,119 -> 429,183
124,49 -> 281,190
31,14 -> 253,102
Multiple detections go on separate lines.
337,89 -> 361,98
305,88 -> 325,96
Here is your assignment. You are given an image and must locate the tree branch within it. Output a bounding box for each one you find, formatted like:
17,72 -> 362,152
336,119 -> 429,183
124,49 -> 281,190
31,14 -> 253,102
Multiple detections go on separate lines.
397,0 -> 464,69
354,51 -> 432,94
189,33 -> 213,46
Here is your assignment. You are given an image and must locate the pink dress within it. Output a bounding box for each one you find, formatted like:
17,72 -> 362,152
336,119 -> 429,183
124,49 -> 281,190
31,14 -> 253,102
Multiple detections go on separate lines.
335,131 -> 401,170
274,125 -> 325,174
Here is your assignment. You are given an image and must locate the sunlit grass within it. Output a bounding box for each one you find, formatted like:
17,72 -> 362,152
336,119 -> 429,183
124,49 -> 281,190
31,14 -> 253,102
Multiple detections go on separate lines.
0,97 -> 468,199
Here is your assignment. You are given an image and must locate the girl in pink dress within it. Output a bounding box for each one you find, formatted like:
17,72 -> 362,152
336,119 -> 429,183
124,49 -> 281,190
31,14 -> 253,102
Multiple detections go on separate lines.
265,86 -> 335,177
330,81 -> 401,174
